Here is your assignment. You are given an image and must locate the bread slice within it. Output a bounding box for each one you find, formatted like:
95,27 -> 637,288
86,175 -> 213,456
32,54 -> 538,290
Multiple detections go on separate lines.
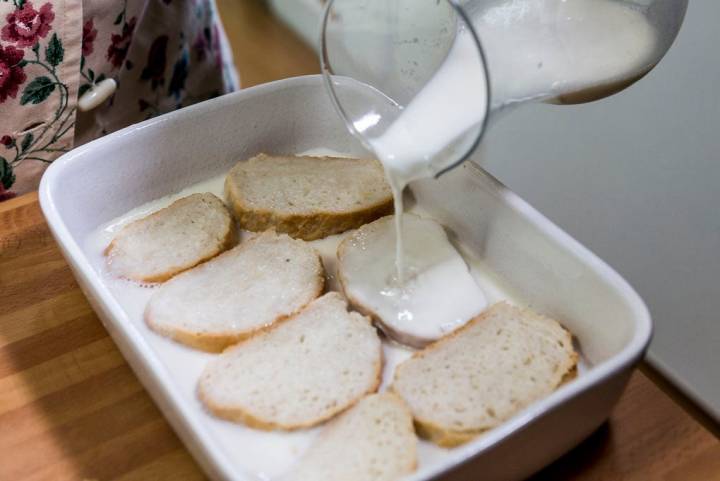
105,193 -> 235,282
198,292 -> 382,429
289,393 -> 417,481
391,302 -> 578,447
225,153 -> 393,240
145,231 -> 323,352
337,214 -> 488,348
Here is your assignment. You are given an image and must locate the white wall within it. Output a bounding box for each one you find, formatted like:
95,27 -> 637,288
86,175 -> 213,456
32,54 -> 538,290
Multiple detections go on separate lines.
273,0 -> 720,419
480,1 -> 720,419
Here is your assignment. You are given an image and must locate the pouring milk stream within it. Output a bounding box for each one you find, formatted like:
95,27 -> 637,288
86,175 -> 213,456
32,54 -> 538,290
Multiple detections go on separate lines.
322,0 -> 668,344
367,0 -> 658,279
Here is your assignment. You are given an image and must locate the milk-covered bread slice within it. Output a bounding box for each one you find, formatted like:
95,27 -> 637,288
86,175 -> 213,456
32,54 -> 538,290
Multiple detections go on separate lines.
337,214 -> 488,348
145,231 -> 323,351
225,153 -> 393,240
198,292 -> 382,429
290,393 -> 417,481
105,193 -> 234,282
392,302 -> 577,447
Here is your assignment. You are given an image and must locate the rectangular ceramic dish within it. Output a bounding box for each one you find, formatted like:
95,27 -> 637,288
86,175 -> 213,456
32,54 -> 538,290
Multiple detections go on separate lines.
39,75 -> 651,481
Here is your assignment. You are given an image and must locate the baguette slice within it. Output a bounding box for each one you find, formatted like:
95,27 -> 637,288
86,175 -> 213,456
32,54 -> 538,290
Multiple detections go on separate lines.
337,214 -> 488,348
145,231 -> 323,352
290,393 -> 417,481
392,302 -> 578,447
198,292 -> 382,429
106,193 -> 234,282
225,153 -> 393,240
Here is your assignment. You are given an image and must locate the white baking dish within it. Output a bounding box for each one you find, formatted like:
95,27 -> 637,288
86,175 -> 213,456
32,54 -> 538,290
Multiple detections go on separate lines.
39,75 -> 651,481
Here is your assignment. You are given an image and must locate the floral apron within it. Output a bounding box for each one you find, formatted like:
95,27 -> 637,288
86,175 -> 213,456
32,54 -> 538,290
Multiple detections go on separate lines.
0,0 -> 238,200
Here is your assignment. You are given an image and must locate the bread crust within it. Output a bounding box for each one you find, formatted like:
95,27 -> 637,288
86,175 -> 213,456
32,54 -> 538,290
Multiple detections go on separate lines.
144,232 -> 324,352
336,258 -> 410,346
145,276 -> 323,353
198,354 -> 383,431
105,193 -> 236,283
290,392 -> 418,480
336,216 -> 433,348
197,294 -> 384,430
391,302 -> 579,447
225,154 -> 394,240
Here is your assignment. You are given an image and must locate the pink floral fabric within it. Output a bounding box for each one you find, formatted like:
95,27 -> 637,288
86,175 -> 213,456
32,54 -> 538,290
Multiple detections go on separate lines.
80,18 -> 95,56
2,1 -> 55,48
0,0 -> 238,200
0,44 -> 26,102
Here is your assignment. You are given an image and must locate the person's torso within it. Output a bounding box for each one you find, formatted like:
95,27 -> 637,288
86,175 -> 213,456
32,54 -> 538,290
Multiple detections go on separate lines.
1,0 -> 237,198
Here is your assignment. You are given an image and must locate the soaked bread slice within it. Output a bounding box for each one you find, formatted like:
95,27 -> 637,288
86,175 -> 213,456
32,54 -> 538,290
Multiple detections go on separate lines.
225,153 -> 393,240
290,393 -> 417,481
105,193 -> 235,282
337,214 -> 488,348
198,293 -> 382,429
391,302 -> 578,447
145,231 -> 323,352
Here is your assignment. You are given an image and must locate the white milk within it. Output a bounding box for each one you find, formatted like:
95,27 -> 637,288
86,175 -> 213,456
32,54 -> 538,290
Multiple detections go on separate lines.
84,156 -> 524,478
339,214 -> 489,348
368,0 -> 658,278
477,0 -> 658,106
370,31 -> 489,282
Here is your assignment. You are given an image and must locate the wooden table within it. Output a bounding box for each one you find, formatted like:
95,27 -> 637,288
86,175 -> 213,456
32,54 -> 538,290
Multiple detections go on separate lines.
1,1 -> 718,480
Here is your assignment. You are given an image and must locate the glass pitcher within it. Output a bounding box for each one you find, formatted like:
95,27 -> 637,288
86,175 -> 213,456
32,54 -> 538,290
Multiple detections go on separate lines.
320,0 -> 689,178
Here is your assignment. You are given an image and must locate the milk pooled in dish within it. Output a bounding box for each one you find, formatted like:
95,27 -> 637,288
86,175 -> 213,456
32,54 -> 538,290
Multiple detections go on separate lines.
338,214 -> 488,347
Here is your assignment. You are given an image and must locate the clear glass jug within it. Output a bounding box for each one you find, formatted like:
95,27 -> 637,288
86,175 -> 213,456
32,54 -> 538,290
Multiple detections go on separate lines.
320,0 -> 689,178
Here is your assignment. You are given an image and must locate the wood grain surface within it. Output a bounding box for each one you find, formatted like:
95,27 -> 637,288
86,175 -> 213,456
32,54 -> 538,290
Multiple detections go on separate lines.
1,193 -> 718,480
218,0 -> 320,87
1,1 -> 718,480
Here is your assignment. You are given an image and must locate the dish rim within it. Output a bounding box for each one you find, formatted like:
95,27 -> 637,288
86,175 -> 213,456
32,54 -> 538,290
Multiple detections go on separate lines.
38,74 -> 652,481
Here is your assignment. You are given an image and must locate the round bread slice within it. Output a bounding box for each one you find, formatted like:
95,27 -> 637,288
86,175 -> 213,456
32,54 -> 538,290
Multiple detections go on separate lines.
391,302 -> 578,447
225,153 -> 393,240
145,231 -> 323,352
198,292 -> 383,430
105,192 -> 235,283
289,393 -> 417,481
337,214 -> 488,348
